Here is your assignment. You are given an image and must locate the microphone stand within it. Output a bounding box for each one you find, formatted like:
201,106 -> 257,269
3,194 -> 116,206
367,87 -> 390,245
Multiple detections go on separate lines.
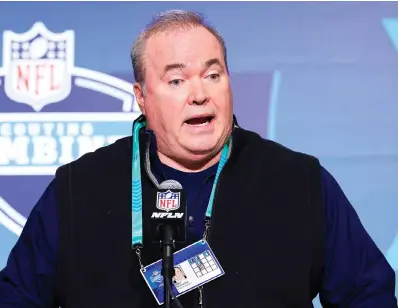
161,224 -> 175,308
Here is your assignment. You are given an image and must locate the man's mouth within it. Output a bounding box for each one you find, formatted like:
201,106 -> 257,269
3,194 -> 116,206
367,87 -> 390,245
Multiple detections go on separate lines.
185,116 -> 214,127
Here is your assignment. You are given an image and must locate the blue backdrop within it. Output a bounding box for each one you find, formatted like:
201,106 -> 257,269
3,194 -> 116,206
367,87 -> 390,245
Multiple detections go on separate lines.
0,1 -> 397,304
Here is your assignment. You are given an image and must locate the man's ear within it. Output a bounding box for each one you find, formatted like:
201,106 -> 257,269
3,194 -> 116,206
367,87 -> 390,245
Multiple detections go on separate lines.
133,82 -> 145,114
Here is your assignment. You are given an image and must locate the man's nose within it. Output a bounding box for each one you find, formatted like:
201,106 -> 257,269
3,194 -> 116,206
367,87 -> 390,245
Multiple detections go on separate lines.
188,79 -> 208,105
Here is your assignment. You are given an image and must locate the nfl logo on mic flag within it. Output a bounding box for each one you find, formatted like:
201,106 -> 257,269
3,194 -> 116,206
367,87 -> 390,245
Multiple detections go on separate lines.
156,190 -> 180,212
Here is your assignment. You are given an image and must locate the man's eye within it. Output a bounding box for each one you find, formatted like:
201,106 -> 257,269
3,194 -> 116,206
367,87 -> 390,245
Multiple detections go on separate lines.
207,74 -> 220,81
169,79 -> 183,86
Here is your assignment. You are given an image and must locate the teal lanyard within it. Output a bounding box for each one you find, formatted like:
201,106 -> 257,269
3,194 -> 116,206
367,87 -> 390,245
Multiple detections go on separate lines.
131,119 -> 231,247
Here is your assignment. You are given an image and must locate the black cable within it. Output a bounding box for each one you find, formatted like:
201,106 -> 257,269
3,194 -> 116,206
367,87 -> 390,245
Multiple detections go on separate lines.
165,278 -> 184,308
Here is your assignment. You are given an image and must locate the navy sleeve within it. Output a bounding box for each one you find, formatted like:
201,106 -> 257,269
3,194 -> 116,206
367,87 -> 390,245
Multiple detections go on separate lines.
319,167 -> 397,307
0,180 -> 58,307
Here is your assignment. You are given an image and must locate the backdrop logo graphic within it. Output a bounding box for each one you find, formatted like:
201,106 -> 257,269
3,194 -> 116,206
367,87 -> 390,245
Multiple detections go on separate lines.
0,22 -> 141,236
2,22 -> 74,111
382,18 -> 398,271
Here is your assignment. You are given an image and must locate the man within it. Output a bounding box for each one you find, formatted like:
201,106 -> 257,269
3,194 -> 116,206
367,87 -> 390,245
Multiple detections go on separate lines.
0,9 -> 396,308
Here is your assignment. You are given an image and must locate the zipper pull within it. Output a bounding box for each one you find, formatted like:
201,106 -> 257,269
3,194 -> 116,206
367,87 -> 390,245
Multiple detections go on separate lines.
198,286 -> 203,307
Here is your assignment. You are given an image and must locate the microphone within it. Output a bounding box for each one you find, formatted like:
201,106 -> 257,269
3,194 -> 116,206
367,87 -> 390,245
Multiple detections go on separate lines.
150,180 -> 187,244
151,180 -> 187,308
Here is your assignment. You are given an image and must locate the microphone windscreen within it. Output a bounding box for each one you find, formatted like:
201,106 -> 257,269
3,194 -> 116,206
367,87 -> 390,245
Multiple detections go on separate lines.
159,179 -> 183,190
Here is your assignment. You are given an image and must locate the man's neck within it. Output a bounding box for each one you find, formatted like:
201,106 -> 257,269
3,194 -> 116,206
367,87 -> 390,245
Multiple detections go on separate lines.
156,150 -> 221,173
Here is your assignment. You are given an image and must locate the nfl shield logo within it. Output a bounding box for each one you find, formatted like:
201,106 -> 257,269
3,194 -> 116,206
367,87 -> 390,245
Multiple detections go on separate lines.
2,22 -> 74,111
156,190 -> 180,212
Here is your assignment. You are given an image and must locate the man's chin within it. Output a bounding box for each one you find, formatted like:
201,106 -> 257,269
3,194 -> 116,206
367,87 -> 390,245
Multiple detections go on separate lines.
179,150 -> 221,171
184,144 -> 224,162
183,142 -> 217,156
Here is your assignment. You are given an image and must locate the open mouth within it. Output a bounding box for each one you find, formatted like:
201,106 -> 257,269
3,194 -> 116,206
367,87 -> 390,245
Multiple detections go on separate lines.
185,116 -> 214,127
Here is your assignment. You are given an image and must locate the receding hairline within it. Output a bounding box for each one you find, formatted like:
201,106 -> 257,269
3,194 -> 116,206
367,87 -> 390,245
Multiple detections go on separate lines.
143,19 -> 206,38
143,25 -> 227,66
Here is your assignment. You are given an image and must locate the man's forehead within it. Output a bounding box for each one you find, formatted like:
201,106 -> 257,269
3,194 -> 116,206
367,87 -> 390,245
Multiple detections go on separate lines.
145,27 -> 224,69
147,26 -> 219,46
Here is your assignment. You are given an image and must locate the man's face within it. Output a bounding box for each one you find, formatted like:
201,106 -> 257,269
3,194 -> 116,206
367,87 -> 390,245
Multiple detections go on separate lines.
135,26 -> 233,165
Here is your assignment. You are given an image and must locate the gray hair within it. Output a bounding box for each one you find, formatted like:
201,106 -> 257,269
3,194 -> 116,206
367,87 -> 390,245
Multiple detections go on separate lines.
130,9 -> 228,86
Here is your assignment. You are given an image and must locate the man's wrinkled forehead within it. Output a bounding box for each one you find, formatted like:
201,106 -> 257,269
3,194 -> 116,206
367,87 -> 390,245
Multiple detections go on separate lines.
143,27 -> 225,74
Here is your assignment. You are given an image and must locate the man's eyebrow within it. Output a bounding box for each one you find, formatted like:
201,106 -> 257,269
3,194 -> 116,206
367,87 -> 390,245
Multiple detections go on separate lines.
204,58 -> 223,69
162,58 -> 224,76
163,63 -> 185,76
